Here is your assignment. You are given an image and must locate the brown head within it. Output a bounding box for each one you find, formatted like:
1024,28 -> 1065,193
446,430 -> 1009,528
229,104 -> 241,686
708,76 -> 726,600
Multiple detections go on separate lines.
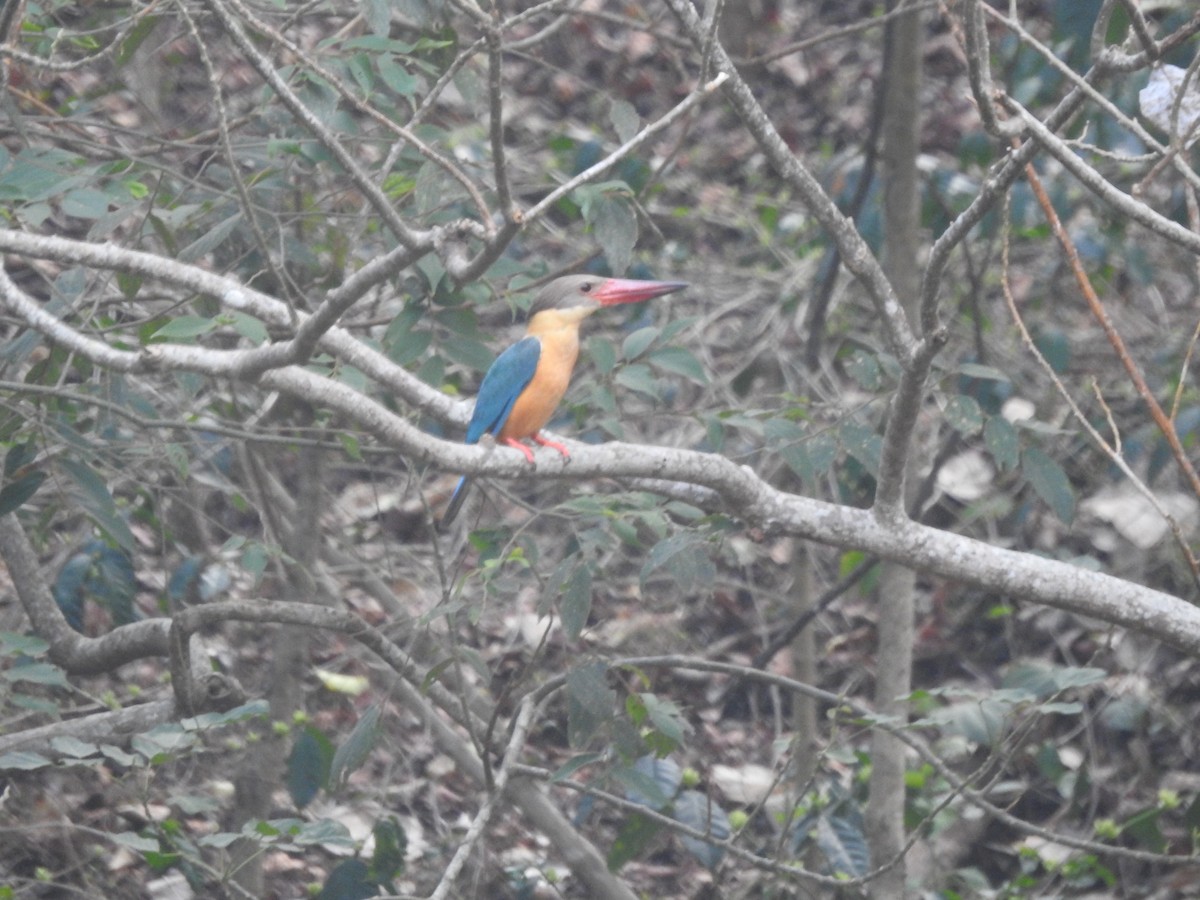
527,275 -> 688,323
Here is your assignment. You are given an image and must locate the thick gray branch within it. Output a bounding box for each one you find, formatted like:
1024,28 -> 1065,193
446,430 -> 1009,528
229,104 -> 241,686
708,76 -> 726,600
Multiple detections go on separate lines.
4,265 -> 1198,654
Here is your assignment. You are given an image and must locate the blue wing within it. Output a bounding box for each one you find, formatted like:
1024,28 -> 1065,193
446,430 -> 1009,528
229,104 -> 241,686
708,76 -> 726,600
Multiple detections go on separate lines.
441,336 -> 542,529
465,336 -> 542,443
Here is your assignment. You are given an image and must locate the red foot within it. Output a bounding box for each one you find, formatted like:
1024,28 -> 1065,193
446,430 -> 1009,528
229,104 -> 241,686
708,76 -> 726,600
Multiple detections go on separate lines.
532,433 -> 570,459
502,437 -> 536,464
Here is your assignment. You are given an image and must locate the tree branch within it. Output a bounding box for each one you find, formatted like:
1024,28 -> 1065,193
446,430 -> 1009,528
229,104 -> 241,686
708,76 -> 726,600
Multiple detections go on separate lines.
4,269 -> 1199,656
662,0 -> 920,369
0,513 -> 170,675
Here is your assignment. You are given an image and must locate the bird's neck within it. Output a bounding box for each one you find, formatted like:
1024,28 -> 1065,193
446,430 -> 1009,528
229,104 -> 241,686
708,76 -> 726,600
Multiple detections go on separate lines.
526,308 -> 591,342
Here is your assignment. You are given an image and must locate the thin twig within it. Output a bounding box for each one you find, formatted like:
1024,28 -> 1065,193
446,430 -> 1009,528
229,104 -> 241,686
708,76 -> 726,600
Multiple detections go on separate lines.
998,188 -> 1200,583
426,697 -> 537,900
522,71 -> 730,224
1021,149 -> 1200,507
202,0 -> 433,252
175,0 -> 303,318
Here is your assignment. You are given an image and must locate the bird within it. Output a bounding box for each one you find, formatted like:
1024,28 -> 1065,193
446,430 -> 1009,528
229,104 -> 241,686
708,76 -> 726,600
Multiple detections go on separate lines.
440,274 -> 688,527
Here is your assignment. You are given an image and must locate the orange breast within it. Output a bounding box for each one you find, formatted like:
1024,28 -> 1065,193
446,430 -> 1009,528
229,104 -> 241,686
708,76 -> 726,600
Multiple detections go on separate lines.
497,326 -> 580,441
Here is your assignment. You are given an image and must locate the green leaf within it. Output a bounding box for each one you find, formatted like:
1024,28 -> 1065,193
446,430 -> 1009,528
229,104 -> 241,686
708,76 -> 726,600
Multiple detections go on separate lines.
143,851 -> 180,871
551,752 -> 604,783
4,661 -> 69,687
59,459 -> 136,552
386,315 -> 432,366
111,832 -> 160,853
921,698 -> 1008,746
839,421 -> 881,478
617,755 -> 679,810
587,336 -> 617,374
178,212 -> 242,263
0,751 -> 52,771
609,98 -> 640,143
318,859 -> 377,900
945,395 -> 983,436
566,662 -> 616,748
613,363 -> 659,398
0,148 -> 87,203
845,352 -> 882,391
182,698 -> 268,730
225,312 -> 269,345
587,191 -> 637,276
1001,662 -> 1106,698
0,632 -> 49,656
100,744 -> 141,767
984,416 -> 1020,471
778,431 -> 838,486
152,315 -> 218,341
378,56 -> 419,97
294,817 -> 357,848
607,811 -> 660,872
414,160 -> 454,214
1123,806 -> 1166,852
61,188 -> 110,219
640,693 -> 690,747
288,726 -> 334,809
957,362 -> 1012,383
648,346 -> 708,383
131,726 -> 197,760
338,433 -> 362,461
816,806 -> 870,877
117,272 -> 142,299
3,440 -> 36,477
674,789 -> 730,869
559,562 -> 593,640
330,704 -> 382,787
442,336 -> 495,372
1100,694 -> 1148,732
50,736 -> 99,759
368,817 -> 407,884
621,326 -> 659,361
1022,446 -> 1075,523
640,531 -> 714,594
348,52 -> 373,95
1034,327 -> 1070,374
0,470 -> 46,515
116,14 -> 162,65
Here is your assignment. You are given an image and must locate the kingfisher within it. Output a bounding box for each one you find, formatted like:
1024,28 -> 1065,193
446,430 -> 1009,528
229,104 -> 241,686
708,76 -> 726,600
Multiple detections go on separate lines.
440,274 -> 688,527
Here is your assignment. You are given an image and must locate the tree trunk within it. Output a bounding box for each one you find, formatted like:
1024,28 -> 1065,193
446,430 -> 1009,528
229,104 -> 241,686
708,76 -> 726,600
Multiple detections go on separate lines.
866,3 -> 923,897
230,441 -> 322,895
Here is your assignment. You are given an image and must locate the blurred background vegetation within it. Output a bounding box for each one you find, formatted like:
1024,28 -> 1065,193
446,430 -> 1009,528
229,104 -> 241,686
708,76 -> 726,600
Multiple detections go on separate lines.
2,0 -> 1200,897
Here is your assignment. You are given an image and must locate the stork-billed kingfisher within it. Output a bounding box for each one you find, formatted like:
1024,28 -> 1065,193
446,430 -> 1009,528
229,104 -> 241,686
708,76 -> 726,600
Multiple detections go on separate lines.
440,274 -> 688,527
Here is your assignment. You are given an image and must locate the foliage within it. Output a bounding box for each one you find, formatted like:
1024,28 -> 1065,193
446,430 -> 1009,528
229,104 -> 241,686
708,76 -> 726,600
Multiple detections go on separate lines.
1,1 -> 1199,898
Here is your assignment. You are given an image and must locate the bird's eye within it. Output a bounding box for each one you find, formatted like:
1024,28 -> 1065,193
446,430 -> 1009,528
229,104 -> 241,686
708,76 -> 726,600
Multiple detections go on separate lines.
580,282 -> 593,293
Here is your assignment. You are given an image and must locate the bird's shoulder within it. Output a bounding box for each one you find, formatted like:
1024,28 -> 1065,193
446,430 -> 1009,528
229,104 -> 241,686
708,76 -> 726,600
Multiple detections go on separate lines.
476,335 -> 542,404
466,335 -> 543,441
494,334 -> 542,365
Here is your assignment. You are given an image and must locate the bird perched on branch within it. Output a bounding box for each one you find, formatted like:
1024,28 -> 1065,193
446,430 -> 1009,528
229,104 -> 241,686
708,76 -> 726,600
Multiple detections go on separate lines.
440,274 -> 688,527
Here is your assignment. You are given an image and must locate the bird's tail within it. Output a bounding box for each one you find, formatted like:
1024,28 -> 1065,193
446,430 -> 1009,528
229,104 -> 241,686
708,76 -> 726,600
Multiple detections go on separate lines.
439,475 -> 472,529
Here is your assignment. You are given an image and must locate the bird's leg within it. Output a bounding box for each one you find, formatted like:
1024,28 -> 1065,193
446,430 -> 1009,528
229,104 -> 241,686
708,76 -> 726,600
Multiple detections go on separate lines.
531,433 -> 570,459
501,437 -> 537,464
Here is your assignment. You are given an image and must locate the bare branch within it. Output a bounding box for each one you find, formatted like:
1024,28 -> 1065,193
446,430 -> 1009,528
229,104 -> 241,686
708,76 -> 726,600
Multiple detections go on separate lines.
0,513 -> 170,674
5,268 -> 1199,656
201,0 -> 434,253
662,0 -> 920,368
0,229 -> 464,423
522,71 -> 730,225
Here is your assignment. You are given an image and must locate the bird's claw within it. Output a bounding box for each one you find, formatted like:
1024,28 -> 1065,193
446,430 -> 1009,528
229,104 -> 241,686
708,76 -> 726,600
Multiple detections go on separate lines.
502,437 -> 537,464
501,434 -> 570,464
532,433 -> 571,460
